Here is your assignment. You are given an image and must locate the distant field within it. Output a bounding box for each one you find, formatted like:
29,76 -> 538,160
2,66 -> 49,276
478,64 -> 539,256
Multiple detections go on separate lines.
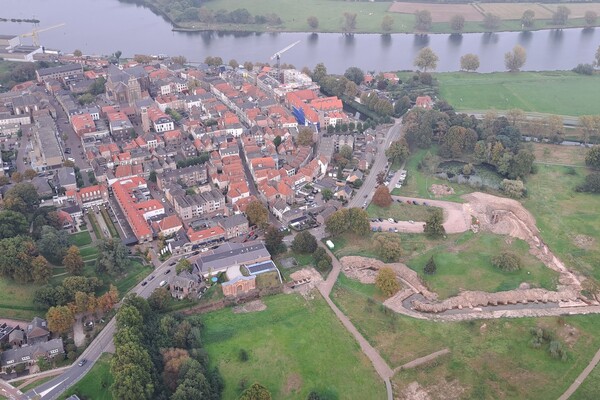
531,143 -> 588,167
437,72 -> 600,116
201,294 -> 386,400
546,3 -> 600,18
477,3 -> 553,19
388,2 -> 482,22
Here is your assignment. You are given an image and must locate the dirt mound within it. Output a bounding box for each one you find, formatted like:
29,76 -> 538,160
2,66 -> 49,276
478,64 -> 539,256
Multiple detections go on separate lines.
232,300 -> 266,314
573,235 -> 595,249
430,184 -> 455,197
287,268 -> 323,297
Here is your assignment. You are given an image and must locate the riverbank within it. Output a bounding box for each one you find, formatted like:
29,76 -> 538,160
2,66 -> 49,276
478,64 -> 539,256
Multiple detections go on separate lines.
126,0 -> 599,34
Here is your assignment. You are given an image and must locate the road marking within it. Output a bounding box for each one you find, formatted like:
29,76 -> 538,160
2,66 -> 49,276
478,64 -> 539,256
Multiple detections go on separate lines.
37,378 -> 68,398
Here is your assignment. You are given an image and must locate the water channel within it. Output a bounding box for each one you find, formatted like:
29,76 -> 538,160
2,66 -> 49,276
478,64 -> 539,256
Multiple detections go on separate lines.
2,0 -> 599,73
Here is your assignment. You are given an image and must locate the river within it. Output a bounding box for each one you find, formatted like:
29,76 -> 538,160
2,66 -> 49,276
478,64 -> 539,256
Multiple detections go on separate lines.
2,0 -> 599,73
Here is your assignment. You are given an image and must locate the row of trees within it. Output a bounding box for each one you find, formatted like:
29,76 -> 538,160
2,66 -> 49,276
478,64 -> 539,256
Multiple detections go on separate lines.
414,45 -> 527,73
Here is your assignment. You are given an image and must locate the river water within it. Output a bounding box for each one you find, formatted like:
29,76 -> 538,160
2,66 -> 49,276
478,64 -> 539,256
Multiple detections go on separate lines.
2,0 -> 599,73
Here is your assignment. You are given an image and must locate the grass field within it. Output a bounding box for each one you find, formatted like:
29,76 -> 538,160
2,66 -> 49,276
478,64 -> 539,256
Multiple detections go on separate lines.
18,376 -> 56,392
532,143 -> 589,167
201,293 -> 386,400
69,231 -> 92,247
0,279 -> 44,320
438,72 -> 600,116
367,201 -> 438,222
332,278 -> 600,399
100,209 -> 120,238
571,361 -> 600,399
405,231 -> 558,299
60,353 -> 113,400
523,163 -> 600,282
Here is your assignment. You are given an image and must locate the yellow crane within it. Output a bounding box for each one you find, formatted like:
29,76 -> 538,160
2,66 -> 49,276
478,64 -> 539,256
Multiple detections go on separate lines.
20,23 -> 66,47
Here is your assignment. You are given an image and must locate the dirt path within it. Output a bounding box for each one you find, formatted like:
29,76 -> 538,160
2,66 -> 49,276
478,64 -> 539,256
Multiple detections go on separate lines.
394,348 -> 450,373
558,346 -> 600,400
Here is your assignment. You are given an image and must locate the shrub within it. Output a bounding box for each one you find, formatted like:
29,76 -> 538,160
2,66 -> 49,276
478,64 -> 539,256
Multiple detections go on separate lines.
549,340 -> 568,361
492,252 -> 521,271
375,267 -> 400,296
572,63 -> 594,75
501,179 -> 526,199
424,256 -> 437,275
239,349 -> 249,362
575,172 -> 600,193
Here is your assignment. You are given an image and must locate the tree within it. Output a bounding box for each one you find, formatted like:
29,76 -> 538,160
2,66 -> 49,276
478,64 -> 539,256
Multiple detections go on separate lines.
5,182 -> 39,213
586,147 -> 600,169
204,56 -> 223,66
63,245 -> 84,276
291,231 -> 317,254
32,255 -> 52,285
576,172 -> 600,194
133,54 -> 153,64
483,13 -> 501,30
264,226 -> 285,255
297,127 -> 314,146
375,267 -> 400,296
579,115 -> 600,144
312,63 -> 327,83
96,238 -> 129,276
240,382 -> 272,400
501,179 -> 526,198
415,10 -> 432,31
414,47 -> 438,72
0,176 -> 9,186
273,135 -> 282,149
172,55 -> 187,65
381,15 -> 394,32
46,305 -> 74,334
73,49 -> 82,57
439,126 -> 478,158
394,96 -> 412,117
0,210 -> 28,239
321,188 -> 333,202
325,208 -> 370,237
552,6 -> 571,25
147,287 -> 170,311
521,10 -> 535,28
161,348 -> 190,391
37,226 -> 70,264
313,247 -> 332,272
176,258 -> 192,274
23,169 -> 37,180
344,67 -> 364,85
424,256 -> 437,275
544,114 -> 564,136
460,53 -> 480,72
11,171 -> 22,183
245,201 -> 269,229
114,50 -> 122,62
596,45 -> 600,68
492,252 -> 521,271
307,16 -> 319,30
373,233 -> 402,262
342,12 -> 357,33
243,61 -> 254,71
229,59 -> 239,69
424,209 -> 445,238
372,185 -> 392,208
386,138 -> 410,164
450,15 -> 465,32
505,45 -> 527,72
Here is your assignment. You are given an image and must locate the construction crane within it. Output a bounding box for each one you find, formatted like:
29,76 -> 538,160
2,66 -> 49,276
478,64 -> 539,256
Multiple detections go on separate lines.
20,23 -> 66,47
270,40 -> 300,81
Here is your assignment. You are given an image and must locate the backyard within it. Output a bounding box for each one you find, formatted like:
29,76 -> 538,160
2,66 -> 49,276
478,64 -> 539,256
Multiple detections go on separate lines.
331,277 -> 600,399
404,231 -> 559,299
59,353 -> 113,400
438,72 -> 600,116
201,293 -> 386,400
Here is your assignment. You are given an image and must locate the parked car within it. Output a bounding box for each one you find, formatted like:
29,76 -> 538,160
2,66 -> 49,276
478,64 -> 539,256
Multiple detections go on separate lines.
159,280 -> 167,287
164,269 -> 171,275
148,275 -> 155,281
141,281 -> 147,286
78,359 -> 87,367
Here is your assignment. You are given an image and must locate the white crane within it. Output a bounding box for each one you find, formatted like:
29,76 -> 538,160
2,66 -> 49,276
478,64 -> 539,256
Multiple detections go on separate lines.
270,40 -> 300,81
20,23 -> 66,47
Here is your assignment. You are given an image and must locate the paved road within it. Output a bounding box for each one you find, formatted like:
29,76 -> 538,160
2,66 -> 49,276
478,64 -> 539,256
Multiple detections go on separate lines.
348,119 -> 403,209
22,257 -> 177,400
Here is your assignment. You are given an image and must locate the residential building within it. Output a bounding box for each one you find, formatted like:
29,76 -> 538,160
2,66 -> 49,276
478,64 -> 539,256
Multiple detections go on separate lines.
171,188 -> 225,221
170,270 -> 202,299
36,64 -> 83,82
193,242 -> 271,276
147,107 -> 174,132
0,338 -> 64,374
216,214 -> 249,239
157,165 -> 207,190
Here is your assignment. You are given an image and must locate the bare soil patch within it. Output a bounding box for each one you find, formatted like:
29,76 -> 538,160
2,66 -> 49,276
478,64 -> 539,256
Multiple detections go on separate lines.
430,184 -> 454,198
282,373 -> 303,396
396,379 -> 466,400
286,267 -> 323,297
532,143 -> 587,166
232,299 -> 267,314
573,234 -> 595,249
478,3 -> 553,19
388,2 -> 483,22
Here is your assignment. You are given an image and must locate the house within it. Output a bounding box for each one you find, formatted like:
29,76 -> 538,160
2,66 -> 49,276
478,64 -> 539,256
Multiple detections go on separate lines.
222,275 -> 256,297
55,167 -> 77,191
170,270 -> 202,299
0,338 -> 64,374
25,317 -> 50,345
334,185 -> 353,200
147,107 -> 174,132
415,95 -> 433,109
193,242 -> 271,276
152,214 -> 183,237
346,170 -> 363,184
71,113 -> 96,137
217,214 -> 249,239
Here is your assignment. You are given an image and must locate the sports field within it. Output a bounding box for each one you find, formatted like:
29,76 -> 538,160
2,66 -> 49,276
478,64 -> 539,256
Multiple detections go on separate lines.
437,72 -> 600,116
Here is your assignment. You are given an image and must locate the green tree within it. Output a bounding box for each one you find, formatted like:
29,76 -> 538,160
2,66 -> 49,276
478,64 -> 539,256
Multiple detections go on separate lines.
148,287 -> 170,311
415,10 -> 432,31
375,267 -> 400,296
325,208 -> 370,237
505,45 -> 527,72
552,6 -> 571,25
96,238 -> 129,276
492,252 -> 521,271
37,226 -> 70,264
63,245 -> 84,276
414,47 -> 438,72
344,67 -> 364,85
342,12 -> 357,33
46,305 -> 74,334
381,15 -> 394,32
297,127 -> 314,146
385,138 -> 410,164
176,258 -> 192,274
521,9 -> 535,28
483,13 -> 501,30
273,135 -> 282,148
148,170 -> 157,183
424,256 -> 437,275
291,231 -> 318,254
321,188 -> 333,201
312,63 -> 327,83
307,16 -> 319,30
244,61 -> 254,71
32,255 -> 52,285
0,210 -> 28,239
313,247 -> 332,272
439,126 -> 478,158
239,382 -> 272,400
585,147 -> 600,169
460,53 -> 480,72
424,209 -> 445,238
245,201 -> 269,229
501,179 -> 527,198
73,49 -> 82,57
264,225 -> 285,255
576,172 -> 600,193
4,182 -> 40,213
394,96 -> 412,116
584,11 -> 598,26
450,15 -> 465,32
373,233 -> 402,262
372,185 -> 392,208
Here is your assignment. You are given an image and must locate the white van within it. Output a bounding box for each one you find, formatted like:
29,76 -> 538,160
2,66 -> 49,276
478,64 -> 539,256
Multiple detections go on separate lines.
159,280 -> 167,287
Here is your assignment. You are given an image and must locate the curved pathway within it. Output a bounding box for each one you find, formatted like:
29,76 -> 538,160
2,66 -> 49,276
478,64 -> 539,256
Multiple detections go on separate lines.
558,347 -> 600,400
